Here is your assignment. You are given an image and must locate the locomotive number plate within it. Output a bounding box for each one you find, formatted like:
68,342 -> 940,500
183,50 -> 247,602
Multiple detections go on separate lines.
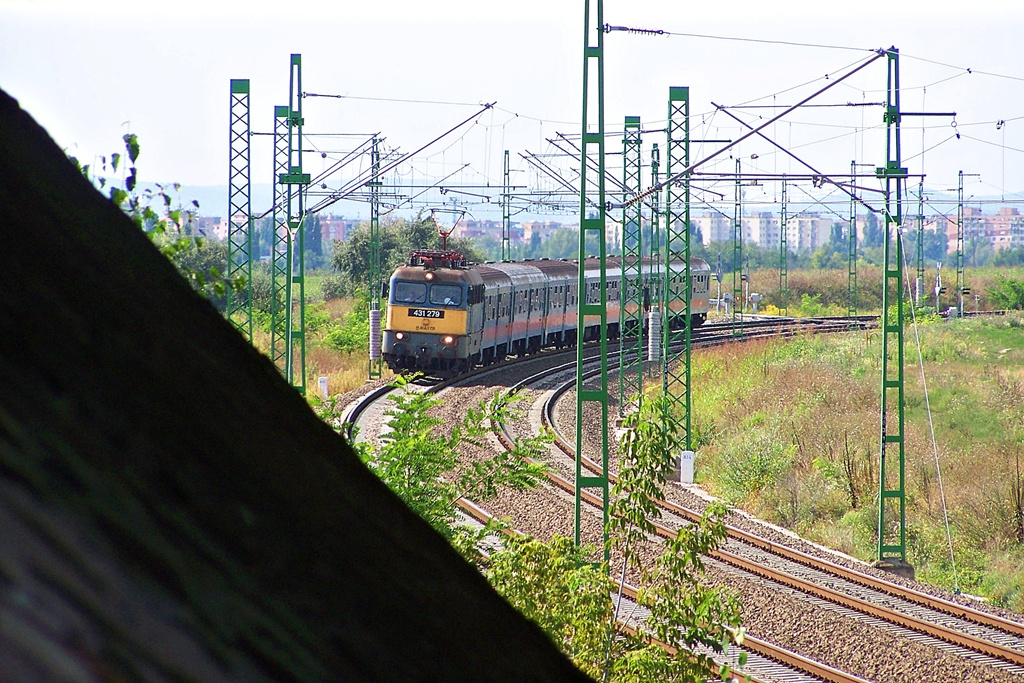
409,308 -> 444,319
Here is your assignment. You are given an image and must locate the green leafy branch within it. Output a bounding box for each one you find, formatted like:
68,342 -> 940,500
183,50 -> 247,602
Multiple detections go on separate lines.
69,133 -> 245,302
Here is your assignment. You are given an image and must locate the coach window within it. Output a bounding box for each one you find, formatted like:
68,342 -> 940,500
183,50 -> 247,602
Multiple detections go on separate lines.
429,284 -> 462,306
393,281 -> 427,304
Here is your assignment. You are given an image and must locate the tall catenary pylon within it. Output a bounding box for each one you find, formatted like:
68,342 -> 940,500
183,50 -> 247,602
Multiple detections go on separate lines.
915,178 -> 925,304
779,174 -> 788,316
619,116 -> 643,415
848,161 -> 859,316
227,78 -> 253,341
661,86 -> 692,455
271,54 -> 310,393
574,0 -> 610,559
368,135 -> 383,379
731,158 -> 743,336
877,47 -> 908,566
502,150 -> 512,262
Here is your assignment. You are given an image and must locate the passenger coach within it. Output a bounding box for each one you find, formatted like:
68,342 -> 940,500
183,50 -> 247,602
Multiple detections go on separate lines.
382,250 -> 710,377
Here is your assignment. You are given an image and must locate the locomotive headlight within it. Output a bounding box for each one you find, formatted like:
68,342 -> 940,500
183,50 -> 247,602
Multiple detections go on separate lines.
425,272 -> 434,281
442,335 -> 455,345
395,332 -> 405,340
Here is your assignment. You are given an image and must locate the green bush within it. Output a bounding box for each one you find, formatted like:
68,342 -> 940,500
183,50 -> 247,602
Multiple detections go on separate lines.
988,275 -> 1024,310
321,275 -> 348,301
323,305 -> 370,354
718,427 -> 795,502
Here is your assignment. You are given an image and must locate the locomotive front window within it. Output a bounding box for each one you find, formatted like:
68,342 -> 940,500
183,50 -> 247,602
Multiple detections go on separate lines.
393,281 -> 427,304
429,284 -> 463,306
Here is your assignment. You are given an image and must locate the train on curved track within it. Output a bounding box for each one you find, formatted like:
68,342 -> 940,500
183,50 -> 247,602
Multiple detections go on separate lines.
383,250 -> 710,376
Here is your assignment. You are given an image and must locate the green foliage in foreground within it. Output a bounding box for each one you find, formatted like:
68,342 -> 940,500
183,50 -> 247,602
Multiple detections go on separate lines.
316,385 -> 745,681
315,375 -> 549,541
489,395 -> 745,682
69,134 -> 244,309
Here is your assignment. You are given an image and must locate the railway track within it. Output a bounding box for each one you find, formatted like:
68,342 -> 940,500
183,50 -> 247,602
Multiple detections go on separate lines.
343,314 -> 1024,682
500,318 -> 1024,680
454,494 -> 867,683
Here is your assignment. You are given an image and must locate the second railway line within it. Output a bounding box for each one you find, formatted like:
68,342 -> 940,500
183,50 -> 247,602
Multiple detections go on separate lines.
343,315 -> 1024,683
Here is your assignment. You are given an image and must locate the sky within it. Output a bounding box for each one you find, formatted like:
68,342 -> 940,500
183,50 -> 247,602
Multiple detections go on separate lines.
2,0 -> 1023,222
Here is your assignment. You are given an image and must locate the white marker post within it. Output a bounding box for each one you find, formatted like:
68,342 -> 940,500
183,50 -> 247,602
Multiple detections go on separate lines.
678,450 -> 695,484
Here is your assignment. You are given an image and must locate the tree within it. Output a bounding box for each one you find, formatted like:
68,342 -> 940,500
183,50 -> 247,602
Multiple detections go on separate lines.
528,231 -> 542,257
829,222 -> 845,249
317,380 -> 747,681
488,394 -> 745,682
988,275 -> 1024,310
486,536 -> 617,679
861,212 -> 883,248
607,393 -> 745,681
169,236 -> 231,310
991,247 -> 1024,268
543,227 -> 586,260
305,213 -> 324,269
253,215 -> 274,261
810,245 -> 844,270
690,221 -> 704,246
331,214 -> 487,296
922,228 -> 948,263
964,236 -> 994,267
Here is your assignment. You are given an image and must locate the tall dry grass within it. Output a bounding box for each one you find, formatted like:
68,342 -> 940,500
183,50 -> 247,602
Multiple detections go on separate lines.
746,264 -> 1024,314
686,314 -> 1024,609
246,297 -> 384,398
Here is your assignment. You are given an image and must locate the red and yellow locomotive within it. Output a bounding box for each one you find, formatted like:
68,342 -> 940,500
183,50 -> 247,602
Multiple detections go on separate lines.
382,249 -> 709,377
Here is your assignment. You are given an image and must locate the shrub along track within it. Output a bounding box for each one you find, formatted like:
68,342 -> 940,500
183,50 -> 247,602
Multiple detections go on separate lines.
344,316 -> 1024,682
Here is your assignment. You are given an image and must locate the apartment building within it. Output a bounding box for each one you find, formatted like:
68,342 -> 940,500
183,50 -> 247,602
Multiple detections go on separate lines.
936,206 -> 1024,251
692,210 -> 832,252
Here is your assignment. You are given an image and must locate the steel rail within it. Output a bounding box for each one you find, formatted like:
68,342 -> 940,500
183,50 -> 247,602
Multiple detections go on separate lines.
453,489 -> 831,683
533,404 -> 1024,669
520,319 -> 1024,668
534,320 -> 1024,642
342,317 -> 888,682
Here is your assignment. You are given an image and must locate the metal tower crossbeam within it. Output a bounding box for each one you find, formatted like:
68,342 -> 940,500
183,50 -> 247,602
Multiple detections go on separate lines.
228,78 -> 253,342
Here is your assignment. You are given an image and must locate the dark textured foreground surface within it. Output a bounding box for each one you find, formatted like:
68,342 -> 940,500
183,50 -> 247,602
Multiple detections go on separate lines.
0,88 -> 590,682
